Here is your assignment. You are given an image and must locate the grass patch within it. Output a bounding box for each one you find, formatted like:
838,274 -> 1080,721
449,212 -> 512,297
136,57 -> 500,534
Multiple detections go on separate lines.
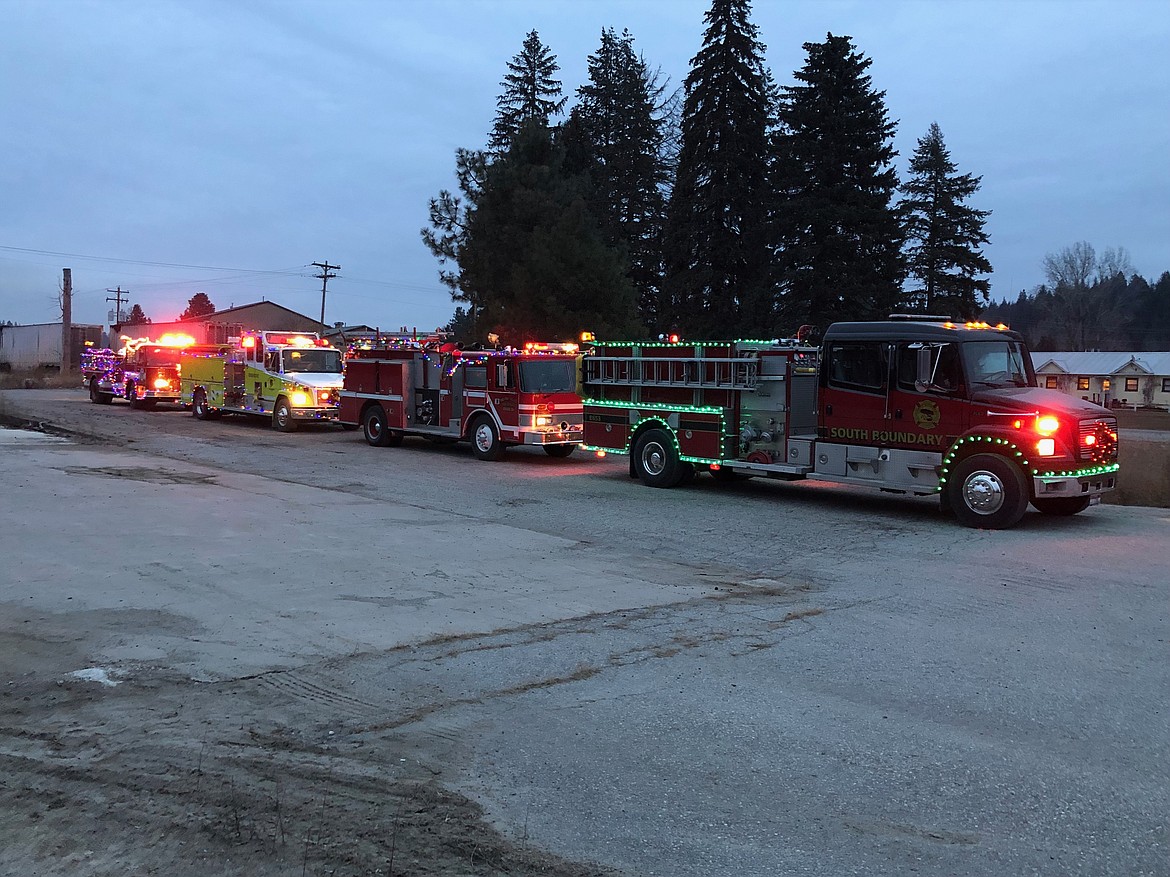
0,369 -> 82,390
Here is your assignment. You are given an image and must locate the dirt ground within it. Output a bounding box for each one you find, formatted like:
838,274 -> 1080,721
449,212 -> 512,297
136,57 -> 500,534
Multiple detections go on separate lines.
2,386 -> 1167,876
0,606 -> 617,877
0,408 -> 619,876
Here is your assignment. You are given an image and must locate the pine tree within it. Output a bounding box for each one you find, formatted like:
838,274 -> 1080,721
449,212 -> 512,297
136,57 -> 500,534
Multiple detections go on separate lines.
127,303 -> 151,325
899,122 -> 992,318
775,33 -> 905,329
662,0 -> 772,338
565,28 -> 673,332
456,120 -> 638,343
489,30 -> 567,154
180,292 -> 215,320
421,147 -> 489,333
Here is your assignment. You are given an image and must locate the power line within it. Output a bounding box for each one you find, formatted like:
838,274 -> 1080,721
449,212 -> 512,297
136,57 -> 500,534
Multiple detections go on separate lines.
0,244 -> 307,275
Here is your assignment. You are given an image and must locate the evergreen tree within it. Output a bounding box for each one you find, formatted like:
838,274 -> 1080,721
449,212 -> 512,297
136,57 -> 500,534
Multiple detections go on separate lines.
455,120 -> 638,342
1147,272 -> 1170,350
421,147 -> 489,333
489,30 -> 567,154
127,303 -> 151,325
775,33 -> 905,329
899,122 -> 991,318
442,306 -> 476,345
662,0 -> 772,338
180,292 -> 215,320
565,28 -> 673,332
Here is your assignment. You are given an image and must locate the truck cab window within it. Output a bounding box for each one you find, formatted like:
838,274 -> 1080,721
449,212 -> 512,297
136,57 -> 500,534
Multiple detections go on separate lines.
827,343 -> 886,392
897,343 -> 961,393
962,341 -> 1031,388
464,365 -> 487,389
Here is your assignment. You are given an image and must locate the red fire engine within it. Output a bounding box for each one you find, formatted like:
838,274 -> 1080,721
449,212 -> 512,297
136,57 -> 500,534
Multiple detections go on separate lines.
582,317 -> 1120,529
80,334 -> 196,408
339,338 -> 583,459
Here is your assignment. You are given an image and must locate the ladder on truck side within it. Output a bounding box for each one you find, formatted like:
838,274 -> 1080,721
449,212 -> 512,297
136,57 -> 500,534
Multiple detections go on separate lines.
583,345 -> 759,393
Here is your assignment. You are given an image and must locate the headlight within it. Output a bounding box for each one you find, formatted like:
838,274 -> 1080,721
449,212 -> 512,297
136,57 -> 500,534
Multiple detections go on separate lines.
1037,438 -> 1056,456
535,415 -> 552,427
291,391 -> 310,406
1035,415 -> 1060,436
153,378 -> 170,389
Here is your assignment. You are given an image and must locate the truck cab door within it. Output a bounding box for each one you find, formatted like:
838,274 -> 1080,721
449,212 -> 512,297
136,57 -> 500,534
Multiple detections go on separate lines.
488,359 -> 518,436
886,342 -> 969,452
819,340 -> 890,448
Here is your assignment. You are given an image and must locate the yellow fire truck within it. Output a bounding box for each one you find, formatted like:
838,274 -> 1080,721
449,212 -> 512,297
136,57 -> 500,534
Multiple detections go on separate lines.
178,331 -> 343,431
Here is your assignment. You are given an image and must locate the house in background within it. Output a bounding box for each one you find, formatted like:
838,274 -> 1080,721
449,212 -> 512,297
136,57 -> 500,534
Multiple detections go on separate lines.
1034,352 -> 1170,410
115,301 -> 324,345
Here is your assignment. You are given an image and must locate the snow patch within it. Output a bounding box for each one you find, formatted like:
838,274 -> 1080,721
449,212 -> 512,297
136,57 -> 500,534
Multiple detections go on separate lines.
69,667 -> 121,687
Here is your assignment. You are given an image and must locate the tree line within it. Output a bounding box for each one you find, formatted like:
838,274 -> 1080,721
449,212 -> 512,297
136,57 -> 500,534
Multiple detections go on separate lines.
983,242 -> 1170,352
422,0 -> 994,344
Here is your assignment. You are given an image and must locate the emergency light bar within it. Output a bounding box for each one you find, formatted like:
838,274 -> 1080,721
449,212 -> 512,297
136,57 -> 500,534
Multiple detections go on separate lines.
523,341 -> 579,353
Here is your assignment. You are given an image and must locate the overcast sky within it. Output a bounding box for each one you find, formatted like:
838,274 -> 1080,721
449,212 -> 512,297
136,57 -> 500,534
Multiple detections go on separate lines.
3,0 -> 1168,334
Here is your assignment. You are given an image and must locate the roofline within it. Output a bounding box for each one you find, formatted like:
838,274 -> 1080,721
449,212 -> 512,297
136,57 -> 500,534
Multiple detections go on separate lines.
823,321 -> 1024,343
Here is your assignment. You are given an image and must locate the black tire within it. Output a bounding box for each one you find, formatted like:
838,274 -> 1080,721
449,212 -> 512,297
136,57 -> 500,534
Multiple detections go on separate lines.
543,444 -> 575,458
362,404 -> 400,447
676,462 -> 698,485
1031,496 -> 1092,516
138,398 -> 157,410
192,389 -> 213,420
126,381 -> 140,409
946,453 -> 1030,530
273,397 -> 297,432
632,428 -> 684,488
89,378 -> 113,405
470,416 -> 504,461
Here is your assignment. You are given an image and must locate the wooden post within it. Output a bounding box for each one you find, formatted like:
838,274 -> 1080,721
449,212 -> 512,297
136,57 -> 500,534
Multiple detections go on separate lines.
61,268 -> 72,373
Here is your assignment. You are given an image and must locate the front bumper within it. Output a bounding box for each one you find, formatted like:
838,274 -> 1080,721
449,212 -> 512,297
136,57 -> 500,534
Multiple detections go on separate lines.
292,407 -> 340,421
1033,468 -> 1118,499
523,427 -> 583,446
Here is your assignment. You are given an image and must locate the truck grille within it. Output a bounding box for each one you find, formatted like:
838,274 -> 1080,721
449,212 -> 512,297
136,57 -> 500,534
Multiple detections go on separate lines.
1078,417 -> 1118,464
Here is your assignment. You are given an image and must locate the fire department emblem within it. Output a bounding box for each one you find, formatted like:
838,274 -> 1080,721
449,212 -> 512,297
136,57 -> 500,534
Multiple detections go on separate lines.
912,399 -> 941,430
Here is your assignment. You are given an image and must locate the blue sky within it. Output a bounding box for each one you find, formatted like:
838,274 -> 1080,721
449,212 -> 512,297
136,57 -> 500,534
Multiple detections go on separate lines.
2,0 -> 1168,333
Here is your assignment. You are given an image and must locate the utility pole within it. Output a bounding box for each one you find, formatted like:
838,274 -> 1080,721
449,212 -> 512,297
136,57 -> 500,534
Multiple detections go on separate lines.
312,261 -> 340,327
106,286 -> 128,327
61,268 -> 72,373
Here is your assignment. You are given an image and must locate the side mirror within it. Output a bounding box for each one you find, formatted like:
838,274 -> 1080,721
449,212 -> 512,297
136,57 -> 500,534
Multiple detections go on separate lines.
914,346 -> 932,393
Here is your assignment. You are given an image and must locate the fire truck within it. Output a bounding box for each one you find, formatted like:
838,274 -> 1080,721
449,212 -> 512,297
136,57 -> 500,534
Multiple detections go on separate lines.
581,317 -> 1120,529
339,338 -> 582,459
80,334 -> 196,408
178,331 -> 343,430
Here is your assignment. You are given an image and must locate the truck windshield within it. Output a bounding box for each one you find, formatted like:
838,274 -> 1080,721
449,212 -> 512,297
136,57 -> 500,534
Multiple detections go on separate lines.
961,341 -> 1032,388
519,359 -> 576,394
138,347 -> 181,366
282,348 -> 342,373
